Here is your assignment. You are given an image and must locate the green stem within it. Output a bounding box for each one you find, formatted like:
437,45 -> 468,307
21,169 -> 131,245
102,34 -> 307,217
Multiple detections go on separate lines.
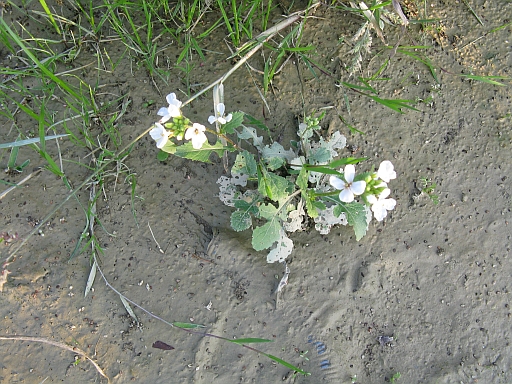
312,190 -> 339,198
204,127 -> 239,149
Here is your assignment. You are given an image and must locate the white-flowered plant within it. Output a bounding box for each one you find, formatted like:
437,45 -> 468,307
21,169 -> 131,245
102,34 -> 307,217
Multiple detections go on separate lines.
185,123 -> 208,149
367,188 -> 396,221
157,92 -> 182,123
329,164 -> 366,203
208,103 -> 232,125
149,123 -> 171,149
149,92 -> 397,264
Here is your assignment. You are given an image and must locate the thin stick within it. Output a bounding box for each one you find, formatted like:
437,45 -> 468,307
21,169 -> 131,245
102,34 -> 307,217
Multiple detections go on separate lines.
147,222 -> 164,254
0,336 -> 110,383
0,168 -> 43,200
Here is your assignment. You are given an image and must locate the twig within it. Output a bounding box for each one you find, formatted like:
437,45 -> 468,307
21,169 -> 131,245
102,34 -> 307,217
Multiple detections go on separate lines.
0,336 -> 110,383
147,222 -> 164,254
0,168 -> 43,200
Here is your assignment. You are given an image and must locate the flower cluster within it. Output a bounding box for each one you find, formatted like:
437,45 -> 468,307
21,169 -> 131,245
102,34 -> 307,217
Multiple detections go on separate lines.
148,92 -> 232,150
329,160 -> 397,221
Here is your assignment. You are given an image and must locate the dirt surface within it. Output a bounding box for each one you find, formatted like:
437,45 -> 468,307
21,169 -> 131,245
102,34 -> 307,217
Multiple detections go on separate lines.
1,1 -> 511,383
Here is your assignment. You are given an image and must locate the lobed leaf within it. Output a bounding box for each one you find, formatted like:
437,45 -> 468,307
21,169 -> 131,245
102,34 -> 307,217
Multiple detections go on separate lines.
232,150 -> 257,176
175,141 -> 233,163
230,210 -> 253,232
252,220 -> 281,251
221,111 -> 244,134
334,201 -> 370,241
244,113 -> 270,133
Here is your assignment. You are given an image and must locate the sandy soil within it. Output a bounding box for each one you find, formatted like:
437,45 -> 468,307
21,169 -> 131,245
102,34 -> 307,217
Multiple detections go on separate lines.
1,1 -> 511,383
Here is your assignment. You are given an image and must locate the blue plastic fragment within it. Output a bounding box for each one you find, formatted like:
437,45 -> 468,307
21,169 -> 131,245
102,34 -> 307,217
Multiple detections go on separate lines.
320,359 -> 331,369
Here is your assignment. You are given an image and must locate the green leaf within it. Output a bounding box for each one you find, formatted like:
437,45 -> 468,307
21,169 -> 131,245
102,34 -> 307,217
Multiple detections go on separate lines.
157,151 -> 169,161
244,113 -> 270,133
231,210 -> 253,232
296,167 -> 308,191
221,111 -> 244,134
258,203 -> 278,220
160,140 -> 177,154
172,322 -> 206,328
335,202 -> 370,241
228,338 -> 273,344
257,164 -> 292,201
265,156 -> 286,170
304,166 -> 342,175
252,220 -> 281,251
267,229 -> 293,263
232,150 -> 257,176
261,142 -> 295,162
237,126 -> 264,150
459,74 -> 509,86
327,157 -> 367,169
304,192 -> 319,219
175,141 -> 232,163
309,146 -> 331,163
263,353 -> 310,376
368,95 -> 420,113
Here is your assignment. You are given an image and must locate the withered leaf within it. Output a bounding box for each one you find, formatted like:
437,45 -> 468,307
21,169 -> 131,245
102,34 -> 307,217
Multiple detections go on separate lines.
152,341 -> 174,351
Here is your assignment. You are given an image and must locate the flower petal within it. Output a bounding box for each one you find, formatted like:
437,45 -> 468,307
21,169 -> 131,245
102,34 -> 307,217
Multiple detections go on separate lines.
225,113 -> 232,122
184,127 -> 194,141
381,198 -> 396,211
166,93 -> 182,108
329,176 -> 345,190
377,160 -> 396,183
156,136 -> 168,149
339,189 -> 355,203
344,164 -> 356,183
157,107 -> 168,117
166,93 -> 176,105
350,180 -> 366,196
367,194 -> 378,205
379,188 -> 391,199
167,104 -> 181,118
217,116 -> 226,125
149,125 -> 163,141
193,123 -> 205,132
191,132 -> 207,149
208,115 -> 216,124
217,103 -> 225,115
372,204 -> 387,221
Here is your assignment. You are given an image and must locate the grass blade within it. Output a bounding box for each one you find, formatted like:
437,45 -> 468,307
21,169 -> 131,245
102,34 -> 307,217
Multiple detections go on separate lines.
84,259 -> 97,298
229,338 -> 273,344
262,353 -> 310,376
120,295 -> 138,322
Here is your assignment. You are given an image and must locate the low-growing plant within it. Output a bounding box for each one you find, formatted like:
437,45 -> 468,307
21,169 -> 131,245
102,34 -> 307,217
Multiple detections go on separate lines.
149,85 -> 398,263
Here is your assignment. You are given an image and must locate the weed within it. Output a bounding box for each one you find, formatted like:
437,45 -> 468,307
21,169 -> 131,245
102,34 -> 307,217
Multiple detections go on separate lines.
415,177 -> 439,205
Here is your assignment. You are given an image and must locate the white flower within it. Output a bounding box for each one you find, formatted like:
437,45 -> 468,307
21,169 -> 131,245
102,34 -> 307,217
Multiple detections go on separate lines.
367,188 -> 396,221
157,93 -> 182,123
377,160 -> 396,183
208,103 -> 232,125
185,123 -> 207,149
149,123 -> 170,149
329,164 -> 366,203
